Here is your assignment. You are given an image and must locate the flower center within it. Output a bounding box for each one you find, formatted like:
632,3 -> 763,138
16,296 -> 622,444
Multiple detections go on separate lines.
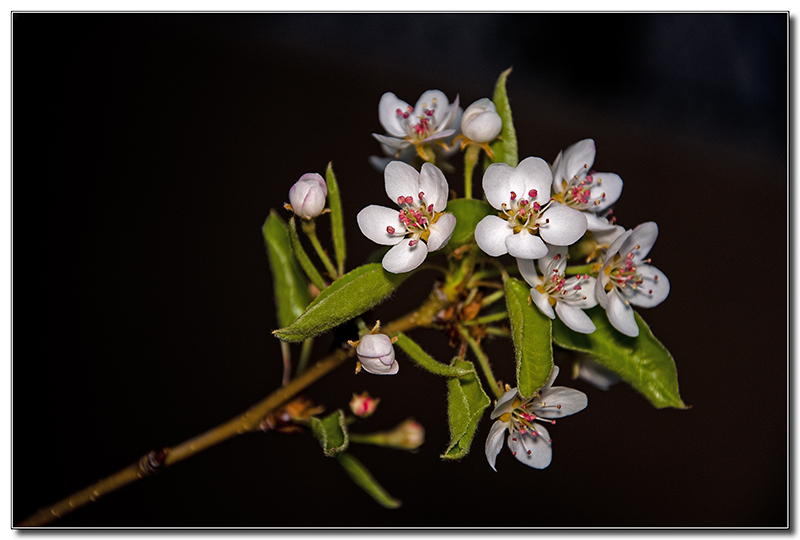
395,98 -> 440,142
505,395 -> 561,449
499,189 -> 554,234
554,170 -> 606,210
604,248 -> 656,296
535,254 -> 592,307
385,191 -> 443,246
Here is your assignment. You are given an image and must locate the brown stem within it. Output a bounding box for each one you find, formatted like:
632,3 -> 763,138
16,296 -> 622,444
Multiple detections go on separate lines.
17,289 -> 453,527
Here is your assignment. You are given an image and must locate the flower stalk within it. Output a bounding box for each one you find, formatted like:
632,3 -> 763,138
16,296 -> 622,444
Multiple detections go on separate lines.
301,220 -> 339,280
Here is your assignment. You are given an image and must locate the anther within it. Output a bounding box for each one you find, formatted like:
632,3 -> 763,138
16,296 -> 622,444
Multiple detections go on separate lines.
510,191 -> 517,200
408,239 -> 418,247
527,450 -> 532,455
397,196 -> 405,205
386,226 -> 395,234
419,191 -> 425,200
529,189 -> 537,198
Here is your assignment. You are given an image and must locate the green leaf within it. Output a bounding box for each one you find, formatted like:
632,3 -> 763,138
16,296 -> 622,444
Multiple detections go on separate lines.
262,211 -> 311,328
336,453 -> 401,509
488,67 -> 518,167
288,216 -> 327,292
394,333 -> 475,377
504,276 -> 553,398
441,358 -> 491,460
553,307 -> 687,409
308,409 -> 349,456
325,162 -> 347,276
444,198 -> 495,251
273,263 -> 410,342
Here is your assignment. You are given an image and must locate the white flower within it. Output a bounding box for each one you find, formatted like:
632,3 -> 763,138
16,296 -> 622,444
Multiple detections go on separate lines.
373,90 -> 462,161
573,357 -> 620,391
357,161 -> 457,274
475,157 -> 588,259
356,333 -> 399,375
460,98 -> 502,143
288,173 -> 327,220
551,139 -> 623,232
595,222 -> 670,337
517,244 -> 598,334
485,366 -> 587,471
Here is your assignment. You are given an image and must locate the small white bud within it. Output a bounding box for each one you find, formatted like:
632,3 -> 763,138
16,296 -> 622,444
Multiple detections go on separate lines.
461,98 -> 502,143
356,334 -> 398,375
288,173 -> 327,219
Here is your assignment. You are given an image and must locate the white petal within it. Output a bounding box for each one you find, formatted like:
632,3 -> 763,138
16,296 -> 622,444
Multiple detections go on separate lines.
538,203 -> 588,246
357,333 -> 394,359
516,257 -> 539,287
485,420 -> 508,471
516,157 -> 554,203
382,238 -> 428,274
563,139 -> 596,182
420,129 -> 456,143
541,364 -> 560,392
425,213 -> 456,252
577,358 -> 621,390
538,243 -> 568,275
596,273 -> 610,309
384,161 -> 420,206
357,205 -> 404,246
531,286 -> 555,319
462,106 -> 502,142
413,90 -> 450,119
606,289 -> 639,337
378,92 -> 411,138
437,94 -> 460,130
507,426 -> 552,469
605,229 -> 633,262
492,388 -> 519,418
620,222 -> 658,262
368,155 -> 393,172
475,215 -> 514,257
360,356 -> 399,375
555,302 -> 596,334
372,133 -> 411,150
482,163 -> 526,210
506,230 -> 547,259
565,275 -> 598,309
587,172 -> 623,213
592,223 -> 626,246
536,386 -> 588,418
628,264 -> 670,308
551,150 -> 566,194
378,347 -> 396,366
418,162 -> 449,211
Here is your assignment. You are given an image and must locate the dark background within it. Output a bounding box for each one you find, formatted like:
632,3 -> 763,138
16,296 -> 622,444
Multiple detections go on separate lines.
12,13 -> 787,527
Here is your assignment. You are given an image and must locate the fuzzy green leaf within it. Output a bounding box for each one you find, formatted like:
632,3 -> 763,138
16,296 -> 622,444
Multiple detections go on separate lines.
336,453 -> 401,509
273,263 -> 410,342
488,67 -> 518,167
326,163 -> 347,276
504,276 -> 553,398
287,216 -> 326,292
444,198 -> 495,251
394,333 -> 475,377
262,211 -> 311,328
441,358 -> 491,460
309,409 -> 349,457
553,307 -> 687,409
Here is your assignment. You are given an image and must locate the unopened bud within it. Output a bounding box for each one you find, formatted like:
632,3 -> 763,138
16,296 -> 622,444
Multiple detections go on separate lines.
288,173 -> 327,219
355,333 -> 398,375
384,418 -> 425,450
461,98 -> 502,143
349,392 -> 380,417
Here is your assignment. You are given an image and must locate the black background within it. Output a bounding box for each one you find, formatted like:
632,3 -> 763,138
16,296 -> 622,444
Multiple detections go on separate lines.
12,13 -> 787,527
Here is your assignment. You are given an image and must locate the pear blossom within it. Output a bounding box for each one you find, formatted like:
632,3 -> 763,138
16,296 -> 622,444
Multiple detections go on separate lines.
573,357 -> 620,391
485,366 -> 587,471
357,161 -> 456,274
595,222 -> 670,337
460,98 -> 502,143
551,139 -> 623,232
349,392 -> 380,417
475,157 -> 588,260
287,173 -> 327,220
373,90 -> 462,161
517,244 -> 598,334
355,333 -> 399,375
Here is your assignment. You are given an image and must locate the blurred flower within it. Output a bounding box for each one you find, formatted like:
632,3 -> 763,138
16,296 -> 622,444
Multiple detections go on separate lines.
517,244 -> 598,334
573,357 -> 620,391
350,392 -> 380,417
355,333 -> 399,375
551,139 -> 623,232
485,366 -> 587,471
260,396 -> 325,434
350,418 -> 425,451
475,157 -> 587,259
595,222 -> 670,337
357,161 -> 456,274
287,173 -> 327,220
373,90 -> 461,161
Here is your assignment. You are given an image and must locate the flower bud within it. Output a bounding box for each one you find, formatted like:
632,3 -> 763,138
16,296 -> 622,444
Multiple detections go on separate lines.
383,418 -> 424,450
356,333 -> 398,375
461,98 -> 502,143
349,392 -> 380,417
288,173 -> 328,219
